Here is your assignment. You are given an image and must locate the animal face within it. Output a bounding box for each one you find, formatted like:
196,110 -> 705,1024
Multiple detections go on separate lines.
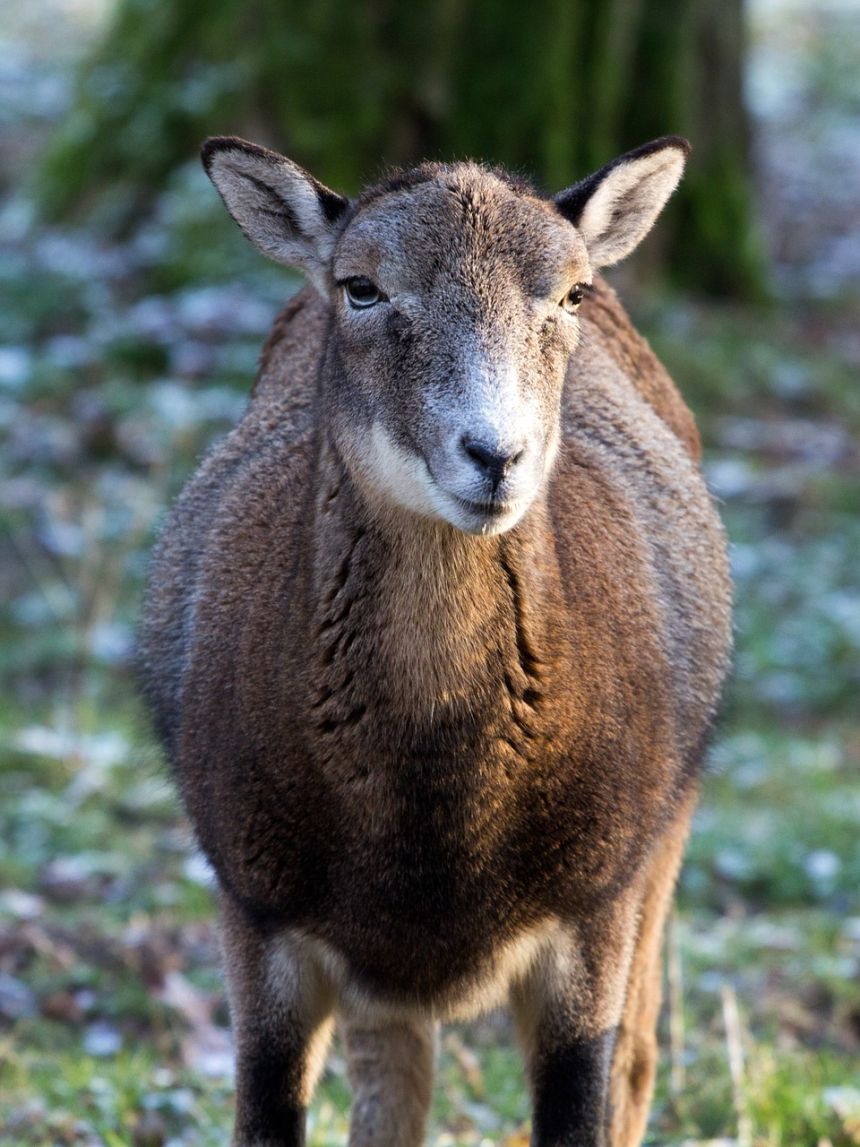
202,137 -> 689,534
327,169 -> 590,534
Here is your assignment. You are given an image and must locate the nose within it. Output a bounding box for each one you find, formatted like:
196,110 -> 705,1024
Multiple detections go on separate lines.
461,435 -> 525,488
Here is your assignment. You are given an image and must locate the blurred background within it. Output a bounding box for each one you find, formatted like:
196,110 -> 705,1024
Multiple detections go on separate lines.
0,0 -> 858,1143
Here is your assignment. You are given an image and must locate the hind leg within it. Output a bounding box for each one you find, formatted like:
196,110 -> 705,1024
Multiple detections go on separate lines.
342,1010 -> 437,1147
608,790 -> 696,1147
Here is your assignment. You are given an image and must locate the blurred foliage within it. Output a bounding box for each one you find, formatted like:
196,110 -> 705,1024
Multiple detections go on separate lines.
37,0 -> 764,296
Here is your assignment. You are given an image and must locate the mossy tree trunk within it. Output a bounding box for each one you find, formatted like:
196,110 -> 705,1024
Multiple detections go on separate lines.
40,0 -> 762,296
621,0 -> 763,296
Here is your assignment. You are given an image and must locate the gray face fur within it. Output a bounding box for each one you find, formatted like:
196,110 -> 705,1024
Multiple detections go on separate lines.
203,137 -> 688,535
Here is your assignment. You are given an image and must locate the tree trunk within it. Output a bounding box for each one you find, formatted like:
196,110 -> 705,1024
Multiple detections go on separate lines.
38,0 -> 763,297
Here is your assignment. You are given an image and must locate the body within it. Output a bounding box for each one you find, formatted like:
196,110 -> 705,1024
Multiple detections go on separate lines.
139,142 -> 731,1146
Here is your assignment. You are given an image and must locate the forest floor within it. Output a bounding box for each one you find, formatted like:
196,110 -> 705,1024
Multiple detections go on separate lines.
0,1 -> 858,1144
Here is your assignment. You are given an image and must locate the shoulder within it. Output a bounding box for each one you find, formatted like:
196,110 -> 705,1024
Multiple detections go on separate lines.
252,284 -> 331,406
577,275 -> 701,462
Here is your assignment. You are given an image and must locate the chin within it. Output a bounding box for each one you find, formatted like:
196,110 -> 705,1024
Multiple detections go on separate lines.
437,491 -> 532,536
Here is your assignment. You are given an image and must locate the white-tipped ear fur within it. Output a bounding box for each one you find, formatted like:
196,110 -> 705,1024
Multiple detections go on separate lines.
554,136 -> 689,268
201,137 -> 349,291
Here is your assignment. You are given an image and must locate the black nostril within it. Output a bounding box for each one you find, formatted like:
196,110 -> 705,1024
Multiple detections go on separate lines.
461,436 -> 525,485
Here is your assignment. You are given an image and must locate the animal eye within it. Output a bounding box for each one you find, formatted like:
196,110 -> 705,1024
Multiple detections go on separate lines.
344,277 -> 385,309
561,284 -> 586,314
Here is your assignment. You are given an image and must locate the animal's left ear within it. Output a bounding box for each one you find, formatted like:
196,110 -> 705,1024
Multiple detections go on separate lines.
554,136 -> 690,268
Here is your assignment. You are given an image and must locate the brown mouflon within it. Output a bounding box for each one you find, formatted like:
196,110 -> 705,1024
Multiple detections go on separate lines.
138,135 -> 732,1147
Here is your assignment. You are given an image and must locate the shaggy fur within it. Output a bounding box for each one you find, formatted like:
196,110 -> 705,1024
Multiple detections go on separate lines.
138,138 -> 732,1147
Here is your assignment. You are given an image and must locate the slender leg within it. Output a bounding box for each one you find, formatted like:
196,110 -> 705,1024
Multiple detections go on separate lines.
511,899 -> 640,1147
608,792 -> 696,1147
220,894 -> 335,1147
342,1010 -> 437,1147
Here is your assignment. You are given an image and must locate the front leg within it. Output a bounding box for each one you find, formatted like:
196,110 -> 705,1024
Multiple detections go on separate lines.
220,893 -> 335,1147
529,1030 -> 616,1147
511,901 -> 639,1147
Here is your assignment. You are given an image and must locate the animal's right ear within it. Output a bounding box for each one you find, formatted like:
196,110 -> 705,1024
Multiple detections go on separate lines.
201,137 -> 350,291
553,136 -> 689,268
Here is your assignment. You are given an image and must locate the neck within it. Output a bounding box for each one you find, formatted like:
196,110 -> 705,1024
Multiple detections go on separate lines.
306,433 -> 555,722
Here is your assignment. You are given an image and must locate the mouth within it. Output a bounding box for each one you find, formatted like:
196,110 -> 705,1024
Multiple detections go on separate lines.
440,490 -> 527,536
451,495 -> 513,519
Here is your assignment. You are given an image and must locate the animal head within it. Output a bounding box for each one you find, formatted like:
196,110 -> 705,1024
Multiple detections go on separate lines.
203,136 -> 688,535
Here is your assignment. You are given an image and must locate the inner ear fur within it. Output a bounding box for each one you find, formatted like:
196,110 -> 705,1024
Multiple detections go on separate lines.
201,136 -> 350,288
554,136 -> 690,268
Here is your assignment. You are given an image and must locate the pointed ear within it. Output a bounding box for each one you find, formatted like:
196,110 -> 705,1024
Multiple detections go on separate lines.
201,136 -> 350,291
554,136 -> 690,268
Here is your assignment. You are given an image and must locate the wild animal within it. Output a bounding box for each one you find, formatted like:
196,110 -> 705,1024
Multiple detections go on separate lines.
138,133 -> 732,1146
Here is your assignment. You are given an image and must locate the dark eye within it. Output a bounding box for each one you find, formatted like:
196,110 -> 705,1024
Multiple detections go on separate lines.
561,284 -> 586,314
344,276 -> 385,309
